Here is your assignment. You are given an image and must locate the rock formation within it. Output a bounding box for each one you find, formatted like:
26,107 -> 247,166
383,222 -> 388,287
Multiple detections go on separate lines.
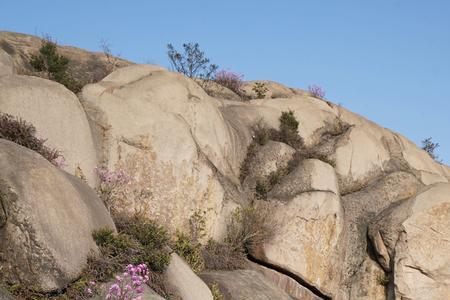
0,32 -> 449,300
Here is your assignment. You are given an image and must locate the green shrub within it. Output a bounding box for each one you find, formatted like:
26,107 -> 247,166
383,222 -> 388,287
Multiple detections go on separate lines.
202,240 -> 246,271
115,214 -> 170,250
173,232 -> 205,273
377,274 -> 390,286
252,82 -> 269,99
268,168 -> 287,186
279,110 -> 299,133
225,204 -> 275,254
30,37 -> 80,93
239,142 -> 258,183
252,121 -> 271,146
278,110 -> 302,148
0,113 -> 63,166
255,180 -> 269,200
421,137 -> 441,162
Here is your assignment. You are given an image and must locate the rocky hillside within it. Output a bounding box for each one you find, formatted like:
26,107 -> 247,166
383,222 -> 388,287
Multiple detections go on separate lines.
1,33 -> 450,300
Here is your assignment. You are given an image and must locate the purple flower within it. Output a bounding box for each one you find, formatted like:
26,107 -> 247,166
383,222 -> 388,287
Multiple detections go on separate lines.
308,84 -> 326,99
104,263 -> 150,299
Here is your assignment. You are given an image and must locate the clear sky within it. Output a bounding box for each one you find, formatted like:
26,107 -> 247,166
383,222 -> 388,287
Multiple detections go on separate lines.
1,0 -> 449,163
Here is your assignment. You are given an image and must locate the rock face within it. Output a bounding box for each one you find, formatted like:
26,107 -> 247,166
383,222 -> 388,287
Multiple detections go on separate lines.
242,80 -> 305,99
80,65 -> 242,238
1,34 -> 450,300
0,139 -> 115,292
200,270 -> 294,300
164,253 -> 213,300
369,183 -> 450,300
255,192 -> 343,296
0,75 -> 99,186
247,261 -> 323,300
0,31 -> 131,84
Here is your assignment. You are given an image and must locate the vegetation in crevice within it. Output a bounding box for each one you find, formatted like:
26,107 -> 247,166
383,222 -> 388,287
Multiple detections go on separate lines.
0,113 -> 65,168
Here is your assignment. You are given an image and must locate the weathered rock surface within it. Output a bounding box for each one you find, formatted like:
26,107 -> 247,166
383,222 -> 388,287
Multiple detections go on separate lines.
269,159 -> 339,199
0,31 -> 131,84
245,141 -> 296,180
0,288 -> 14,300
0,49 -> 13,76
369,183 -> 450,300
247,261 -> 323,300
0,75 -> 99,186
164,253 -> 213,300
2,33 -> 450,300
80,64 -> 242,238
242,80 -> 305,99
200,269 -> 294,300
0,139 -> 115,292
253,192 -> 343,296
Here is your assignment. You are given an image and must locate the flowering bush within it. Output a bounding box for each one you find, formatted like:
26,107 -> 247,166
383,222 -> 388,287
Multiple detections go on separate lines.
214,70 -> 245,96
105,263 -> 149,300
94,166 -> 133,211
308,84 -> 326,99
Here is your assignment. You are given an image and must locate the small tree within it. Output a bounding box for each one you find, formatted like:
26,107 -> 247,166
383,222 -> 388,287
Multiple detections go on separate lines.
100,39 -> 119,74
30,36 -> 80,92
421,137 -> 440,161
167,43 -> 218,81
278,110 -> 301,148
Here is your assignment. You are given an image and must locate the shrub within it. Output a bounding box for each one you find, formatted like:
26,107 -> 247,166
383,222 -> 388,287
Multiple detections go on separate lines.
421,137 -> 440,161
214,70 -> 244,96
239,142 -> 258,183
167,42 -> 218,80
173,232 -> 205,273
252,121 -> 271,146
278,110 -> 302,148
94,166 -> 132,212
255,180 -> 269,200
308,84 -> 326,99
202,240 -> 246,271
377,274 -> 390,286
0,113 -> 64,167
100,39 -> 120,75
30,36 -> 81,93
225,204 -> 275,254
172,210 -> 207,273
252,82 -> 269,99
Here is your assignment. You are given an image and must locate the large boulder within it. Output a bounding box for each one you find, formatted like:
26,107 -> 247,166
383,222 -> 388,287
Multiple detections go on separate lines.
0,139 -> 115,292
0,75 -> 99,186
253,192 -> 343,296
0,49 -> 13,76
369,183 -> 450,300
269,159 -> 339,199
164,253 -> 213,300
247,261 -> 322,300
200,269 -> 294,300
80,65 -> 243,238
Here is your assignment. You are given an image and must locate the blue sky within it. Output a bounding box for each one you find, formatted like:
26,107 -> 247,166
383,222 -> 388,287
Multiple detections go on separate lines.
1,0 -> 449,163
